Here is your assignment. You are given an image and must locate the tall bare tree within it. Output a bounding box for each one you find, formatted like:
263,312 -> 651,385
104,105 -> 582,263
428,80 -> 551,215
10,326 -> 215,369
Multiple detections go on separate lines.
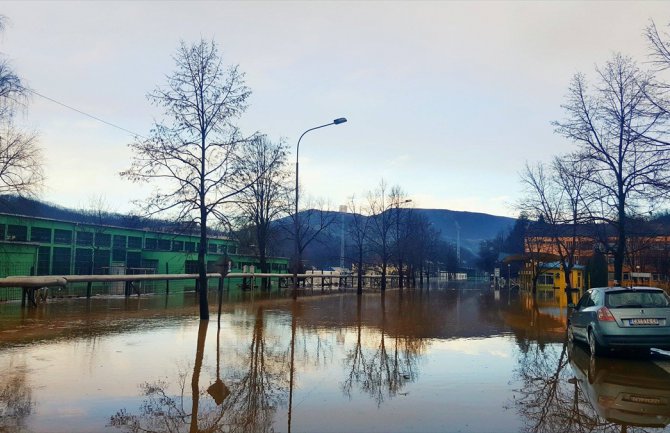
389,186 -> 412,290
0,16 -> 42,196
346,195 -> 370,295
518,156 -> 593,300
122,39 -> 251,320
367,180 -> 396,291
554,53 -> 670,284
234,135 -> 289,288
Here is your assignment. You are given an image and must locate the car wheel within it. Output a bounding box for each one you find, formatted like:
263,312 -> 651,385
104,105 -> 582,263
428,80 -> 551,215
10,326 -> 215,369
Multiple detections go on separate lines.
588,329 -> 605,357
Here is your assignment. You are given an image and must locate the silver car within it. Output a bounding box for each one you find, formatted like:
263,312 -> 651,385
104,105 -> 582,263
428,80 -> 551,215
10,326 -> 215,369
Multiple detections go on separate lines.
568,286 -> 670,355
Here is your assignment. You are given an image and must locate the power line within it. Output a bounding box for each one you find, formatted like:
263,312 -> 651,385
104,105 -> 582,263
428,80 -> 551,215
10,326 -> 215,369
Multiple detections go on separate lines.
27,88 -> 146,139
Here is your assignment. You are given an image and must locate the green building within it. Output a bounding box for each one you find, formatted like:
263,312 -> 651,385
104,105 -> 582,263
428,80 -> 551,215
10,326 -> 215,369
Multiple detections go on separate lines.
0,213 -> 289,300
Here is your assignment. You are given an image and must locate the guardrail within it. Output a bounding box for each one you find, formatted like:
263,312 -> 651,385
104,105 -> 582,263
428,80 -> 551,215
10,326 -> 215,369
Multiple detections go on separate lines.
0,272 -> 415,306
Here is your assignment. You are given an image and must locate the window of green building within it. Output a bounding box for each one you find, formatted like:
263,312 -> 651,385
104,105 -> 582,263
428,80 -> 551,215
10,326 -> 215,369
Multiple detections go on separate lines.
185,241 -> 195,252
185,260 -> 198,274
7,225 -> 27,242
127,236 -> 142,249
112,248 -> 126,262
37,246 -> 50,275
157,239 -> 171,251
127,251 -> 141,268
208,243 -> 217,253
95,233 -> 111,248
76,231 -> 93,246
54,229 -> 72,245
52,247 -> 71,274
31,227 -> 52,243
218,244 -> 227,254
75,248 -> 93,274
0,224 -> 5,240
94,249 -> 111,274
172,240 -> 184,251
113,235 -> 127,249
145,238 -> 157,250
142,259 -> 158,272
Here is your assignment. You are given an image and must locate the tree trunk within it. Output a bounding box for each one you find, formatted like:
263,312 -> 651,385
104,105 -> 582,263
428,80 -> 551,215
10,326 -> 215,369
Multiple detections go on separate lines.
357,248 -> 363,295
198,207 -> 210,321
398,259 -> 404,290
190,320 -> 208,432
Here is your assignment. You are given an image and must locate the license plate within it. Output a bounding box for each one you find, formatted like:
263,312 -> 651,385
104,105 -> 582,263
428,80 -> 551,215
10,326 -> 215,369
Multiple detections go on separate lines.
629,318 -> 660,326
623,395 -> 664,405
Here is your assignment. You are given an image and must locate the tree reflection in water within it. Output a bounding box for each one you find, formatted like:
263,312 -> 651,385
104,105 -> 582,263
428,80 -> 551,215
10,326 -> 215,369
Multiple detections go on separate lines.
512,336 -> 670,433
341,293 -> 424,407
0,357 -> 33,433
110,306 -> 288,433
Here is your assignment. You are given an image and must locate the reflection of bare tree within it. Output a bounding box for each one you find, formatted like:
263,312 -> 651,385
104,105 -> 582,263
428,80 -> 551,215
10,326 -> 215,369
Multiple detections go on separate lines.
340,294 -> 423,407
226,306 -> 287,432
512,340 -> 661,433
110,309 -> 288,433
0,361 -> 32,433
341,297 -> 366,398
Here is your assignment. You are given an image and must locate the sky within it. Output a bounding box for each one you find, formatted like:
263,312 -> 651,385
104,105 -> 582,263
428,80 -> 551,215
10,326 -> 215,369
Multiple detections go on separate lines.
2,1 -> 670,218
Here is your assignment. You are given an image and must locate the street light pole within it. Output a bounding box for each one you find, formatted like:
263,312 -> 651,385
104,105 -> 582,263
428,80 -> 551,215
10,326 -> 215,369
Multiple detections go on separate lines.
293,117 -> 347,299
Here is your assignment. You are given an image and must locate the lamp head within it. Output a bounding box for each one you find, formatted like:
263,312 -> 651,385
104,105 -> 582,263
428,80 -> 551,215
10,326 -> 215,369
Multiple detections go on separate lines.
333,117 -> 347,125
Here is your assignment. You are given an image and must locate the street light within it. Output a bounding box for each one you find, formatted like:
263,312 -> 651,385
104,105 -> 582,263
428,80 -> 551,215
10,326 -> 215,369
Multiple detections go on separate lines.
293,117 -> 347,298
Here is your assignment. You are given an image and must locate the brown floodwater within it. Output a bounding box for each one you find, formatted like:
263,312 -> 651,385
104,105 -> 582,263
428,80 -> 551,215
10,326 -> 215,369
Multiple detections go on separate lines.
0,283 -> 669,433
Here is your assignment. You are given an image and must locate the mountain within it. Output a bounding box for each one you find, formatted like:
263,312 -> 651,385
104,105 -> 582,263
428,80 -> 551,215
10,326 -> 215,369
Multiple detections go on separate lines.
270,208 -> 517,269
416,208 -> 516,253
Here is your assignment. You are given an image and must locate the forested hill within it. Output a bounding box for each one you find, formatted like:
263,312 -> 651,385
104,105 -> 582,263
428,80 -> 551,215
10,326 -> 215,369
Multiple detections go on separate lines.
416,208 -> 516,252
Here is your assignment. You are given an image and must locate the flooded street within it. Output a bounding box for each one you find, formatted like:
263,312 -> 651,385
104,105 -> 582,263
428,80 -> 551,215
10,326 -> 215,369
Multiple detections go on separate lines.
1,283 -> 669,433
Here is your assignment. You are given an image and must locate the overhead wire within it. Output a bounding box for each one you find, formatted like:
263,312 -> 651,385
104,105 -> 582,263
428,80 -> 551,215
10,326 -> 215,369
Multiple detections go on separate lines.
26,88 -> 146,139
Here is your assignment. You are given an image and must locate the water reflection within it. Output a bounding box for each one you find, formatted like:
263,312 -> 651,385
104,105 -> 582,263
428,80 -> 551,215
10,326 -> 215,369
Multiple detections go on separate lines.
6,284 -> 664,432
512,336 -> 670,433
0,354 -> 33,432
341,294 -> 422,406
570,344 -> 670,431
110,307 -> 289,433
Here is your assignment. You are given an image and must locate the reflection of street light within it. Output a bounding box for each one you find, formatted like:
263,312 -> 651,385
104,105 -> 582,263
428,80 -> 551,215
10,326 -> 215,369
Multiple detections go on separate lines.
507,263 -> 511,290
293,118 -> 347,298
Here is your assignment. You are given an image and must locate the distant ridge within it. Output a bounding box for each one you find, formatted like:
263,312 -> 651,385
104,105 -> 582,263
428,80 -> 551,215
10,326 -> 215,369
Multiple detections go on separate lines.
0,195 -> 201,235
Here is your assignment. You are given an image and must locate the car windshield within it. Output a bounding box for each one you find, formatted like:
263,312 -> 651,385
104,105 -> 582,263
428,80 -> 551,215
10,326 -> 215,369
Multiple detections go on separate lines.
606,290 -> 670,308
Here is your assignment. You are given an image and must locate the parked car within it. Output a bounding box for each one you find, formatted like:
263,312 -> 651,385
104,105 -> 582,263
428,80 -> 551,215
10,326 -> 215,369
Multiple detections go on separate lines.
569,343 -> 670,428
568,286 -> 670,355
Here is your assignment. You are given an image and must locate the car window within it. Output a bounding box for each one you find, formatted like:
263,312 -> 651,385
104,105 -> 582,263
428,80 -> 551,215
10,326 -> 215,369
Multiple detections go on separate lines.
585,292 -> 597,307
606,291 -> 670,308
576,291 -> 591,309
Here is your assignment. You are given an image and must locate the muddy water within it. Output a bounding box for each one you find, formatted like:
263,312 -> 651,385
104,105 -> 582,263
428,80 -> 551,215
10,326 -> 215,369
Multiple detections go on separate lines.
0,285 -> 668,433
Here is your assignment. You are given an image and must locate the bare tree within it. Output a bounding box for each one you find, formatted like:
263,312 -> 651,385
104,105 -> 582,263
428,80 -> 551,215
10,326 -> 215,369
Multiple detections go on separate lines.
285,197 -> 337,288
234,135 -> 290,289
0,16 -> 42,197
346,195 -> 370,295
121,39 -> 251,320
0,125 -> 42,196
553,53 -> 670,284
388,186 -> 412,290
405,212 -> 438,288
518,156 -> 593,301
367,180 -> 396,291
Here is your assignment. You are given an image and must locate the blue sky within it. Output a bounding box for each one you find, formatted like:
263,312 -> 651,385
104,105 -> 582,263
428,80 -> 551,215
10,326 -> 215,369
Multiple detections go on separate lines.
2,1 -> 670,217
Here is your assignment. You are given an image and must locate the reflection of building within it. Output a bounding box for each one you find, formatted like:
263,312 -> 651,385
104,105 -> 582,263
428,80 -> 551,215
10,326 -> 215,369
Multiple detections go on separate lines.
518,261 -> 585,306
0,213 -> 288,298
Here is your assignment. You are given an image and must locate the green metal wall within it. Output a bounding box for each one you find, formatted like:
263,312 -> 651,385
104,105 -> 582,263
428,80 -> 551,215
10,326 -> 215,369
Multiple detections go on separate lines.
0,213 -> 289,300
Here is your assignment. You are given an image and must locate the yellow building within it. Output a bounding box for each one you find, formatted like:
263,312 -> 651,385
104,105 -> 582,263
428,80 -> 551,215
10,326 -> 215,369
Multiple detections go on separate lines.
519,261 -> 586,307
